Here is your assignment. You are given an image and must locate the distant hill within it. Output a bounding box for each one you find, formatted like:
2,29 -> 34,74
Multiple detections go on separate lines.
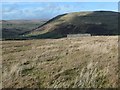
1,20 -> 47,39
26,11 -> 119,39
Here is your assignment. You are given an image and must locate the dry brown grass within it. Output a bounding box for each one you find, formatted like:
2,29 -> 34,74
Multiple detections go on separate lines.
2,36 -> 119,88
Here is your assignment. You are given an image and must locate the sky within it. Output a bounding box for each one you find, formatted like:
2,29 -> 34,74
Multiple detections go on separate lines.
2,2 -> 119,20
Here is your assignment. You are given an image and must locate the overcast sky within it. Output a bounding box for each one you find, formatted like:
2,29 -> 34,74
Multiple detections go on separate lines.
2,2 -> 118,20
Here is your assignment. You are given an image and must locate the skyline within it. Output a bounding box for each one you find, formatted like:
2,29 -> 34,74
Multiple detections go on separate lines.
2,2 -> 119,20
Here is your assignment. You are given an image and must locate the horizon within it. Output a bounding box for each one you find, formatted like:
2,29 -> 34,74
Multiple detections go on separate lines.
1,10 -> 119,21
2,2 -> 118,20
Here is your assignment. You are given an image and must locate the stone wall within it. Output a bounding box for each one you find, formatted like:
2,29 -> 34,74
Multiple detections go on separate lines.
67,34 -> 91,38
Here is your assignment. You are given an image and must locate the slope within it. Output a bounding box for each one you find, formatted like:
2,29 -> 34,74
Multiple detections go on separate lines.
26,11 -> 119,39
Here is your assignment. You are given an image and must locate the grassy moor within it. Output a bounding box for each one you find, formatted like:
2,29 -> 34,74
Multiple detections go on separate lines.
1,8 -> 119,88
2,36 -> 119,88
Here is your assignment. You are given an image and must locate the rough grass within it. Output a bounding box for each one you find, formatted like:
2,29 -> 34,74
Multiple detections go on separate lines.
2,36 -> 119,88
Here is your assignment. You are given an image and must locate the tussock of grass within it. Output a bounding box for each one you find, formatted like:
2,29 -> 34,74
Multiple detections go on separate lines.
2,36 -> 118,88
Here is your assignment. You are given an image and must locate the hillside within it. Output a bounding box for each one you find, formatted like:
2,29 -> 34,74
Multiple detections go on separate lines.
26,11 -> 119,39
1,20 -> 46,39
2,36 -> 118,88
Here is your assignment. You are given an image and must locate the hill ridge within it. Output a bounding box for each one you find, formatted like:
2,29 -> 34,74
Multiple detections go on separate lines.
25,11 -> 119,39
